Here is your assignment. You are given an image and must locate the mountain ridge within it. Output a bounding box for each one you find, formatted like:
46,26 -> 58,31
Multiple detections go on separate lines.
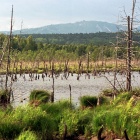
1,20 -> 127,34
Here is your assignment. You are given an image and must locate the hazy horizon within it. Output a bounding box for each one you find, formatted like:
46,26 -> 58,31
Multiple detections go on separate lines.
0,0 -> 139,31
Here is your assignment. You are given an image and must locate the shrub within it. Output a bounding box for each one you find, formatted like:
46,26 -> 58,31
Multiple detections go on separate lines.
102,89 -> 114,97
77,109 -> 93,136
129,88 -> 140,96
0,115 -> 23,139
0,105 -> 56,139
0,89 -> 11,105
113,92 -> 132,105
97,96 -> 110,105
80,95 -> 98,108
59,109 -> 79,138
14,106 -> 55,139
40,100 -> 73,133
29,90 -> 51,105
59,108 -> 94,138
40,100 -> 72,116
16,130 -> 38,140
91,110 -> 106,135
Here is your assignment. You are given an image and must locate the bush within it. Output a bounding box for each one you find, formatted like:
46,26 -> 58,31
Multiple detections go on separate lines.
29,90 -> 51,105
40,100 -> 73,132
16,130 -> 38,140
0,115 -> 23,139
77,109 -> 93,136
113,92 -> 132,105
59,109 -> 79,138
91,109 -> 106,135
97,96 -> 110,105
80,95 -> 98,108
59,108 -> 94,138
12,106 -> 55,139
129,88 -> 140,96
0,89 -> 11,105
102,89 -> 114,97
0,105 -> 56,139
40,100 -> 72,116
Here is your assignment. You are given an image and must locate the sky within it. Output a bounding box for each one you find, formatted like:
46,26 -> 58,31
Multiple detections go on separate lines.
0,0 -> 140,31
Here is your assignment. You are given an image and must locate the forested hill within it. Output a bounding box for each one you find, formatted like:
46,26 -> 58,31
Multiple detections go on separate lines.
21,32 -> 140,46
1,21 -> 126,34
16,21 -> 125,34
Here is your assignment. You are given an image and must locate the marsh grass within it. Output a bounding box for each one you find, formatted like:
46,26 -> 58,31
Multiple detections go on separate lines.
1,59 -> 138,74
0,89 -> 11,105
0,105 -> 56,139
102,89 -> 114,97
0,114 -> 23,139
91,92 -> 140,139
113,92 -> 132,105
40,100 -> 73,132
80,95 -> 98,108
76,109 -> 93,136
0,92 -> 139,139
16,130 -> 38,140
40,100 -> 72,115
29,90 -> 51,105
58,108 -> 93,139
58,109 -> 79,137
129,88 -> 140,96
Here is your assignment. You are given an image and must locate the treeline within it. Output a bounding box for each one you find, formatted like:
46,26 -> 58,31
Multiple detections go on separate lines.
0,33 -> 121,60
21,32 -> 140,45
0,33 -> 140,62
21,32 -> 116,45
1,32 -> 140,51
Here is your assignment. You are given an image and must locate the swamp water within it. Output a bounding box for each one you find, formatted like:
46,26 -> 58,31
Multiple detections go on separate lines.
0,72 -> 140,107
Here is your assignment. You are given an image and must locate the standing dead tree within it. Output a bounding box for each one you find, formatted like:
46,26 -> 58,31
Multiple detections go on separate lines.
51,62 -> 54,103
126,16 -> 132,91
126,0 -> 136,91
101,0 -> 137,95
5,5 -> 13,90
0,5 -> 14,106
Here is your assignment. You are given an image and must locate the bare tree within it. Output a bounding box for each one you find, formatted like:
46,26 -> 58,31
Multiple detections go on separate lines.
5,5 -> 13,89
126,0 -> 136,91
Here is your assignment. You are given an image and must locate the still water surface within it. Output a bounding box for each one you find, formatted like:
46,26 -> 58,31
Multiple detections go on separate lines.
1,72 -> 140,107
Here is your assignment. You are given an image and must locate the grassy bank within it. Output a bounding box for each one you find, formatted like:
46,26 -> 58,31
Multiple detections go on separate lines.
0,90 -> 139,140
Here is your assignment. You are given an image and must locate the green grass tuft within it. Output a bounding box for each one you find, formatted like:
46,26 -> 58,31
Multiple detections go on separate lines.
80,95 -> 98,108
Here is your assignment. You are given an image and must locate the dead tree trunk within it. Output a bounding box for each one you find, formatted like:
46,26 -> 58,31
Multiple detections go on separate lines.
113,47 -> 118,99
69,84 -> 71,106
126,0 -> 136,91
5,5 -> 13,90
51,62 -> 54,102
87,52 -> 90,72
126,16 -> 132,91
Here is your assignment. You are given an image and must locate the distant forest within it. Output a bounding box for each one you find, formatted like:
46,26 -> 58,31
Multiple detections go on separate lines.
21,32 -> 140,46
0,32 -> 140,62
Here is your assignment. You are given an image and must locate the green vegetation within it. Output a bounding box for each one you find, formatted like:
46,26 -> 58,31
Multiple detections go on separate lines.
0,90 -> 139,139
16,130 -> 38,140
0,31 -> 140,139
1,33 -> 140,74
80,95 -> 98,108
21,32 -> 140,46
29,90 -> 51,105
0,89 -> 11,105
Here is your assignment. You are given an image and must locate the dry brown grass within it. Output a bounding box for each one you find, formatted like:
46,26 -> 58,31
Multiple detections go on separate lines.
0,59 -> 140,74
